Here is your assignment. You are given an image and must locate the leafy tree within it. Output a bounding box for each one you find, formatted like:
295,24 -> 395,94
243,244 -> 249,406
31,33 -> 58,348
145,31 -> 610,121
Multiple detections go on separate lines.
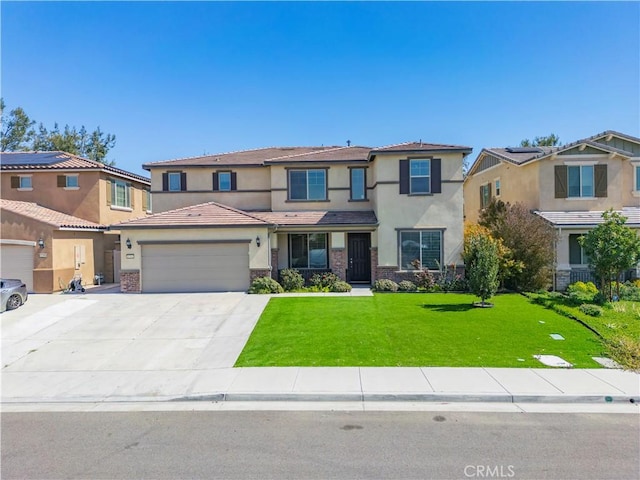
579,210 -> 640,301
520,133 -> 561,147
479,200 -> 556,291
0,98 -> 35,151
463,228 -> 500,306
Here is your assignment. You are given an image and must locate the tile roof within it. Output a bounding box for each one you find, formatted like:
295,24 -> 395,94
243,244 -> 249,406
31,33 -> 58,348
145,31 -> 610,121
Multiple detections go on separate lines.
253,210 -> 378,227
0,151 -> 150,184
264,146 -> 372,164
114,202 -> 272,229
371,141 -> 472,154
481,146 -> 558,166
581,130 -> 640,145
535,208 -> 640,227
0,199 -> 107,230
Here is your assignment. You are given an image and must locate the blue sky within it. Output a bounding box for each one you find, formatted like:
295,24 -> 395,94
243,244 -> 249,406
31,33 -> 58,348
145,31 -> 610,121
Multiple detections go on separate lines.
2,1 -> 639,176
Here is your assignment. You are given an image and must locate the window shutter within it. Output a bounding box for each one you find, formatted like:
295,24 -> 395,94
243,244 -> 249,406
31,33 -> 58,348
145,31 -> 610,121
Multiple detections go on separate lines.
180,172 -> 187,191
431,159 -> 441,194
231,172 -> 237,191
554,165 -> 567,198
212,172 -> 219,191
594,164 -> 607,197
57,175 -> 66,188
162,173 -> 168,191
106,179 -> 112,206
129,184 -> 134,208
142,189 -> 148,211
399,159 -> 409,194
10,176 -> 19,188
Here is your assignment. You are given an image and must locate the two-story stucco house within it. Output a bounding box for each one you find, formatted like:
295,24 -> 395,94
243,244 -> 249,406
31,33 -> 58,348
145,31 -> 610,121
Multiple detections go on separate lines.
115,142 -> 472,293
464,131 -> 640,290
0,151 -> 151,292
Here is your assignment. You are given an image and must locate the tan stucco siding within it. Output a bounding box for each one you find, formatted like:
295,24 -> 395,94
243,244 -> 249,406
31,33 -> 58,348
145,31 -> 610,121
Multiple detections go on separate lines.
52,231 -> 103,282
625,160 -> 640,206
99,175 -> 151,225
119,226 -> 271,273
149,191 -> 271,213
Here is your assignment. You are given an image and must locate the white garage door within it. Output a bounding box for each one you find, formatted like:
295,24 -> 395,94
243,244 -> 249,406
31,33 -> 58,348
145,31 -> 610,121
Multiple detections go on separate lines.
141,242 -> 250,293
0,243 -> 34,292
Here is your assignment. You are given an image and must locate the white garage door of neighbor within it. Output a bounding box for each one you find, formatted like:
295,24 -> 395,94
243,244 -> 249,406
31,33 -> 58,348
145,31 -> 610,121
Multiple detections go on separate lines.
141,243 -> 250,293
0,243 -> 34,292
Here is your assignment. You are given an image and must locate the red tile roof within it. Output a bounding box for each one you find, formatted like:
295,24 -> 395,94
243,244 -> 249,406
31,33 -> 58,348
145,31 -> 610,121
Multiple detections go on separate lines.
114,202 -> 272,229
0,199 -> 107,230
253,210 -> 378,227
1,151 -> 150,184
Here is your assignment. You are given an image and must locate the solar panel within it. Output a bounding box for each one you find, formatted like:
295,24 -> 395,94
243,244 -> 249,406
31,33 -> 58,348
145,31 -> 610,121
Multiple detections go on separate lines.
505,147 -> 543,154
0,152 -> 65,166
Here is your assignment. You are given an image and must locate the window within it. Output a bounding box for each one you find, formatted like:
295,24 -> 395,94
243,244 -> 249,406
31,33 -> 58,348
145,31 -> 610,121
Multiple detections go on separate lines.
495,179 -> 501,197
111,179 -> 131,208
635,166 -> 640,191
168,172 -> 181,191
400,230 -> 442,270
58,175 -> 79,189
569,234 -> 589,265
289,233 -> 328,269
218,172 -> 231,191
289,169 -> 326,201
410,159 -> 431,194
11,175 -> 32,189
143,189 -> 152,212
350,168 -> 366,200
568,165 -> 594,197
480,183 -> 491,208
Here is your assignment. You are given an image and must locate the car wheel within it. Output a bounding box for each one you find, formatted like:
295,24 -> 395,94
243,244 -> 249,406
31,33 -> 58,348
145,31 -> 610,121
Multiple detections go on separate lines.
6,294 -> 22,310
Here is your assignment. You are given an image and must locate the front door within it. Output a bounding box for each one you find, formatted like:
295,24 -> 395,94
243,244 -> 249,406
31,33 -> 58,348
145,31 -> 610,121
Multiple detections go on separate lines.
347,233 -> 371,283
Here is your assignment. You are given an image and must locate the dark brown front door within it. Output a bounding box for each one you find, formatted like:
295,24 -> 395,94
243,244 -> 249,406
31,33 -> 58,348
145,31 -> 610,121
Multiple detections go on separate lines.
347,233 -> 371,283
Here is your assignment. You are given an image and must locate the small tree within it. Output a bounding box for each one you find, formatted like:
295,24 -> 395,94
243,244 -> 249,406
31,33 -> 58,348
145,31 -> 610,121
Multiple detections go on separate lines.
463,228 -> 500,306
520,133 -> 561,147
579,210 -> 640,301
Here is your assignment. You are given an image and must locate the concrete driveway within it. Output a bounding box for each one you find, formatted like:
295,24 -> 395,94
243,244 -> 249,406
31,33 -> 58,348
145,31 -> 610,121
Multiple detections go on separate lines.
1,291 -> 270,402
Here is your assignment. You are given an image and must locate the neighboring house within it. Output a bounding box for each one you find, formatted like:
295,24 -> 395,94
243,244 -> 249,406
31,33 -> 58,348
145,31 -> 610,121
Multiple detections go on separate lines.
464,130 -> 640,290
115,142 -> 472,293
0,151 -> 151,290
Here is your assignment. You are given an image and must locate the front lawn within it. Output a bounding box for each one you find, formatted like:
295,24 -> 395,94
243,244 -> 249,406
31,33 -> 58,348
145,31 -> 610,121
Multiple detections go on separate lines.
235,293 -> 605,368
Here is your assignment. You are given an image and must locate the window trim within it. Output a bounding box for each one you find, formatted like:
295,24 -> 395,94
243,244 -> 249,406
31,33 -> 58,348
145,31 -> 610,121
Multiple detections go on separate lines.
287,168 -> 328,201
480,183 -> 491,209
349,167 -> 367,201
144,189 -> 152,213
494,178 -> 501,197
64,174 -> 79,190
398,229 -> 444,271
168,172 -> 182,192
288,233 -> 329,269
18,175 -> 32,191
409,158 -> 431,194
218,171 -> 232,192
567,164 -> 595,198
111,178 -> 132,209
633,162 -> 640,197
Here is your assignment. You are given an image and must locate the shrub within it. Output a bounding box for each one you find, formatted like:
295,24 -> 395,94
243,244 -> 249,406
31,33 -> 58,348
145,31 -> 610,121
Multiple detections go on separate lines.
617,281 -> 640,301
579,303 -> 603,317
413,263 -> 435,291
310,272 -> 341,290
605,336 -> 640,372
330,281 -> 352,293
373,279 -> 399,292
567,281 -> 598,305
280,268 -> 304,291
398,280 -> 417,292
249,276 -> 284,294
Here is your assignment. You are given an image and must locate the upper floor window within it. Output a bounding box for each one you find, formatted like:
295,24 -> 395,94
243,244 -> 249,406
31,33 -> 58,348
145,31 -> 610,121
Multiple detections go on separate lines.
400,230 -> 442,270
111,179 -> 131,208
350,168 -> 366,200
410,159 -> 431,194
10,175 -> 32,190
143,189 -> 152,212
289,169 -> 326,201
162,171 -> 187,192
58,174 -> 79,189
213,171 -> 236,192
568,165 -> 594,197
480,183 -> 492,208
635,165 -> 640,191
495,179 -> 501,197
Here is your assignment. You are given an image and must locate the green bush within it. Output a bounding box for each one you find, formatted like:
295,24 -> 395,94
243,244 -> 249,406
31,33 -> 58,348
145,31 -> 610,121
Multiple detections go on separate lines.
330,281 -> 352,293
310,272 -> 341,290
373,279 -> 399,292
398,280 -> 417,292
618,281 -> 640,301
567,281 -> 598,305
249,276 -> 284,294
280,268 -> 304,291
579,303 -> 603,317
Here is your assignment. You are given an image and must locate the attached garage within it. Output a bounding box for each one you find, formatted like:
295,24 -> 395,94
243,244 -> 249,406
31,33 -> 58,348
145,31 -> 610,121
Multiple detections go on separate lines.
141,241 -> 250,293
0,241 -> 35,292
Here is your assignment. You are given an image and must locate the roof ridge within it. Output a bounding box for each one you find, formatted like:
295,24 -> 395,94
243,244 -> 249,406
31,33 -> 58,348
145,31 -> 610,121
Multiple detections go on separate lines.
265,145 -> 358,161
143,146 -> 331,166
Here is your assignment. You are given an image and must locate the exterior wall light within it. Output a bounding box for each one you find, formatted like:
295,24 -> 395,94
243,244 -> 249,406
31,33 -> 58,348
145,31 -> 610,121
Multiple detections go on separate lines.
126,238 -> 132,249
37,238 -> 45,249
256,236 -> 261,247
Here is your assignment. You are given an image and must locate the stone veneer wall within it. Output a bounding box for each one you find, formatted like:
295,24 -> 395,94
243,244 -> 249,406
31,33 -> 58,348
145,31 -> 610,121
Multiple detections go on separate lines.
370,247 -> 378,283
329,248 -> 346,281
555,270 -> 571,291
120,270 -> 141,293
250,268 -> 272,283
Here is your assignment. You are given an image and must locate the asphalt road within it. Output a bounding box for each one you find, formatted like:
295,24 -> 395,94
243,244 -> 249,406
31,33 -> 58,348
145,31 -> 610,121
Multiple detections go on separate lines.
2,411 -> 638,480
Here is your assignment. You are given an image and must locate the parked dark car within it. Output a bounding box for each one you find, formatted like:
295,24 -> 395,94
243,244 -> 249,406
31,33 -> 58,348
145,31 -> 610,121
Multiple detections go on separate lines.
1,279 -> 28,313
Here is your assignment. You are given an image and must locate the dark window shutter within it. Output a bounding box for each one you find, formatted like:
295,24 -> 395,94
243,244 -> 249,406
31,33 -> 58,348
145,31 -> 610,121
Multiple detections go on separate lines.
180,172 -> 187,191
212,172 -> 219,191
231,172 -> 237,191
594,164 -> 607,197
399,159 -> 409,194
162,173 -> 168,191
57,175 -> 66,188
106,179 -> 112,206
554,165 -> 567,198
431,158 -> 441,194
10,176 -> 19,188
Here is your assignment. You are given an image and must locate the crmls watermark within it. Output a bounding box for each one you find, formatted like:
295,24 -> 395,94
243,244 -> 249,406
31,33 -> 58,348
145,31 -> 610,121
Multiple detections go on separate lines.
464,465 -> 516,478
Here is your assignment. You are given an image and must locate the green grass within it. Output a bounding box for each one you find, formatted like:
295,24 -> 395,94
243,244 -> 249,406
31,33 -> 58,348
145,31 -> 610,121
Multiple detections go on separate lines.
235,293 -> 605,368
